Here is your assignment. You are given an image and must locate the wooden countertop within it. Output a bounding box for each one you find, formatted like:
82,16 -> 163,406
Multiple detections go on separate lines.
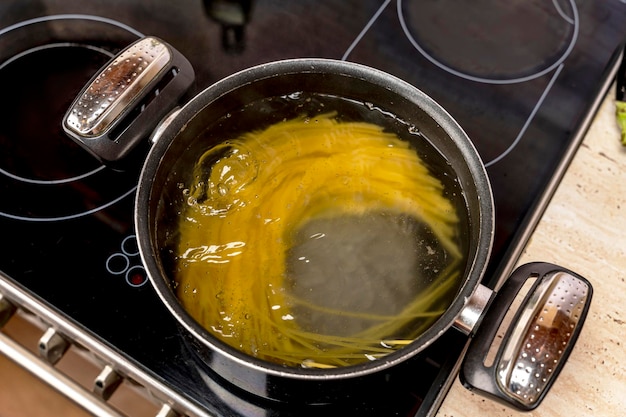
438,84 -> 626,416
1,85 -> 624,417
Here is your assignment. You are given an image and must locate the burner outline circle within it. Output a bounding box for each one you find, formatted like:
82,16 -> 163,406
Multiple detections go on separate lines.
0,15 -> 143,222
0,14 -> 143,184
0,186 -> 137,222
0,42 -> 114,185
397,0 -> 579,84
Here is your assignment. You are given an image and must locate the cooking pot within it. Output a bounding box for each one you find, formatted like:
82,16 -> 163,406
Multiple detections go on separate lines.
62,36 -> 592,410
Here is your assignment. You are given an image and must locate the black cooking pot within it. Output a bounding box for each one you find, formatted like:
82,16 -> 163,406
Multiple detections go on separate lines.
62,36 -> 592,410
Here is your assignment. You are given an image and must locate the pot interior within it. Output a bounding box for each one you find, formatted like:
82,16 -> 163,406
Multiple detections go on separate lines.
139,59 -> 492,374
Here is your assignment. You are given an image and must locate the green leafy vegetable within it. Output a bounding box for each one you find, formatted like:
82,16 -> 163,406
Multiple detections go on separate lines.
616,100 -> 626,146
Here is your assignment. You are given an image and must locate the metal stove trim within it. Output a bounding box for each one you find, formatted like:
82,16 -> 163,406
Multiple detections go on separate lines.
0,270 -> 213,417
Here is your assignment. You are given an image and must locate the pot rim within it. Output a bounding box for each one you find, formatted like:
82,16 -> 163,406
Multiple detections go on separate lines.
135,57 -> 495,381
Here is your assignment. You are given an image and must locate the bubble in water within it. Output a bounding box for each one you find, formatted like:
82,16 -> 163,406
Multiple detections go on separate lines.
287,91 -> 303,100
408,125 -> 421,135
217,183 -> 229,196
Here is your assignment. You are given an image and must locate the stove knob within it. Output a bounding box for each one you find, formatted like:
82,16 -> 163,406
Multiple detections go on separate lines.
94,365 -> 123,401
156,404 -> 181,417
0,293 -> 17,328
38,327 -> 70,365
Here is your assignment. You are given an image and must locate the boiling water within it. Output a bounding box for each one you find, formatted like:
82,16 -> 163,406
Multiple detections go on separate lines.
287,213 -> 450,336
160,92 -> 469,367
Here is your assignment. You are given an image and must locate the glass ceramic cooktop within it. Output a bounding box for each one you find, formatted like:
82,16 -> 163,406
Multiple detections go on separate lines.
0,1 -> 625,416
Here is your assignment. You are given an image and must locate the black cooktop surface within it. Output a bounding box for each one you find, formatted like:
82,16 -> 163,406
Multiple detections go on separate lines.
1,1 -> 625,416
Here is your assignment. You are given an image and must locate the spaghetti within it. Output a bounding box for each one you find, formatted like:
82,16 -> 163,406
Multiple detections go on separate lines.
173,112 -> 463,367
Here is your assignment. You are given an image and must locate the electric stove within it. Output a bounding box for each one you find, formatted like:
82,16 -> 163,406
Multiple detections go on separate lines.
0,1 -> 624,416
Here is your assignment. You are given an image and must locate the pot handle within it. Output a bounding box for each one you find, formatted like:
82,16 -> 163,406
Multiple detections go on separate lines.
460,262 -> 592,411
62,36 -> 194,165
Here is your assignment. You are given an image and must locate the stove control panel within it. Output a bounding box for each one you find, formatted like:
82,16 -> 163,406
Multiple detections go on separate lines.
106,235 -> 148,288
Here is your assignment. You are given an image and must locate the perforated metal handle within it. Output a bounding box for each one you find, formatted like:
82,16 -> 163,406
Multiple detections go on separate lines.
63,36 -> 194,164
461,262 -> 592,410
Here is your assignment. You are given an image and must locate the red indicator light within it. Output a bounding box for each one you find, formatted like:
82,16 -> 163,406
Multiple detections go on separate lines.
126,266 -> 147,287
